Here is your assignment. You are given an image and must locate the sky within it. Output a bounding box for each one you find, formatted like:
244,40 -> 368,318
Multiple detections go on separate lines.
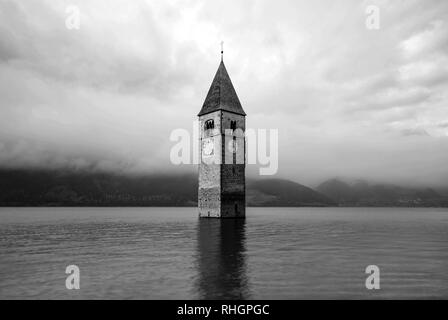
0,0 -> 447,187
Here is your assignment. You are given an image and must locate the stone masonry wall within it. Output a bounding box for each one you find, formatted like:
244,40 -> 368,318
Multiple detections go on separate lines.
198,110 -> 246,218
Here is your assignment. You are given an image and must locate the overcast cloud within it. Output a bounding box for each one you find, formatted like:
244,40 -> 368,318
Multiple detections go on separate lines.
0,0 -> 447,187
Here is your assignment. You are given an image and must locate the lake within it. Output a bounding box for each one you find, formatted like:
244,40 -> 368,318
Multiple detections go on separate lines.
0,207 -> 447,299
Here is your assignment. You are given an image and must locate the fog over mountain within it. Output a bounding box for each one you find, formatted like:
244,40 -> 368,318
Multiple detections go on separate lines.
316,178 -> 448,207
1,0 -> 448,187
1,169 -> 447,207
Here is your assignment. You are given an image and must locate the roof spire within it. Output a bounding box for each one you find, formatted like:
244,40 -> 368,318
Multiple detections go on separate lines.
220,41 -> 224,61
198,57 -> 246,116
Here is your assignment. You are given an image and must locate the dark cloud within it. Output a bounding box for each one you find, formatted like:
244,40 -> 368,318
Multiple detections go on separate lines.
0,0 -> 447,187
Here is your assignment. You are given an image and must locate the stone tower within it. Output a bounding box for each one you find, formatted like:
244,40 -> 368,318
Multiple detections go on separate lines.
198,58 -> 246,218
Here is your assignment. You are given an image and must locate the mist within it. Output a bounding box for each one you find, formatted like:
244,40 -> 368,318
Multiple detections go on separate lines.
1,0 -> 448,187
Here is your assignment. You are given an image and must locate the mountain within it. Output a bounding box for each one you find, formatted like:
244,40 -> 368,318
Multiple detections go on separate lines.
317,178 -> 448,207
0,169 -> 198,206
247,179 -> 336,207
315,179 -> 354,202
0,169 -> 333,207
1,169 -> 446,207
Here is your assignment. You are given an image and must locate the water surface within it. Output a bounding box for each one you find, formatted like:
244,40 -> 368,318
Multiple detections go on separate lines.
0,207 -> 447,299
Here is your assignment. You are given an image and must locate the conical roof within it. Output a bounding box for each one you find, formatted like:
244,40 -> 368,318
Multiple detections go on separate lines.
198,61 -> 246,116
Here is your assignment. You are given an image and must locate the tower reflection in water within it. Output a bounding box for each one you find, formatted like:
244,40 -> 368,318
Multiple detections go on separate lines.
195,218 -> 249,299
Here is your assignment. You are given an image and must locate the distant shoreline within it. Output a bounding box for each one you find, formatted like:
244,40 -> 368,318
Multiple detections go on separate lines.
1,205 -> 447,208
1,169 -> 447,208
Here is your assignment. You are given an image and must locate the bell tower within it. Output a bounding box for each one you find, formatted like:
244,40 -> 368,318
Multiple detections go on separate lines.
198,53 -> 246,218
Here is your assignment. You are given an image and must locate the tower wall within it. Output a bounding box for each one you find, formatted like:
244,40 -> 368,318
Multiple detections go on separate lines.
198,164 -> 221,218
199,111 -> 221,218
198,110 -> 246,218
221,164 -> 245,218
220,111 -> 246,218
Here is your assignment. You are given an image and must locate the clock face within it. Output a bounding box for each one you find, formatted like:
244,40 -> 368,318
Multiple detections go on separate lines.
202,138 -> 214,156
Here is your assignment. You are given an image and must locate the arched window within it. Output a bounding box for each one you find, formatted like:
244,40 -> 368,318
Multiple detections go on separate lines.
205,119 -> 214,130
230,120 -> 236,131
